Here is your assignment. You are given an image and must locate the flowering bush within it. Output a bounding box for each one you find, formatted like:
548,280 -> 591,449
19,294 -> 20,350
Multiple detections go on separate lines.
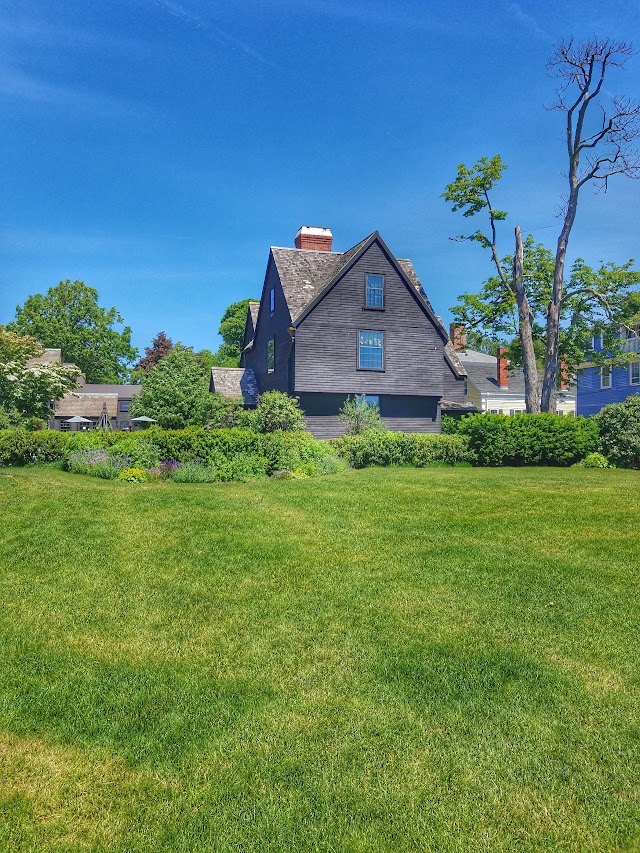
65,448 -> 129,479
117,467 -> 148,482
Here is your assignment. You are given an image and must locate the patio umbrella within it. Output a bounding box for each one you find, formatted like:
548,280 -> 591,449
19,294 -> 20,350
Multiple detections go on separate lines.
130,416 -> 157,429
65,415 -> 92,431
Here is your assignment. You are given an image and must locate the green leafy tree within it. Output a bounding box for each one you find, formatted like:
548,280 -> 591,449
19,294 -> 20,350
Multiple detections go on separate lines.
212,299 -> 257,367
444,38 -> 640,412
253,391 -> 305,433
9,280 -> 137,383
451,237 -> 640,377
338,396 -> 386,435
129,345 -> 213,429
0,327 -> 78,421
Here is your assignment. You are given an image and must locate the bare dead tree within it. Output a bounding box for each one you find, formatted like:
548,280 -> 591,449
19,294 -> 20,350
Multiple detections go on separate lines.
541,38 -> 640,411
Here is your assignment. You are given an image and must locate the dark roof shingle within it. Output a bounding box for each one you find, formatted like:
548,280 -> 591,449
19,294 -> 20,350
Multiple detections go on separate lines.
210,367 -> 259,405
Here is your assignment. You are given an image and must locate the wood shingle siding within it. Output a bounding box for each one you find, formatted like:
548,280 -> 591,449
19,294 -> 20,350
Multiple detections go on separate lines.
294,241 -> 444,396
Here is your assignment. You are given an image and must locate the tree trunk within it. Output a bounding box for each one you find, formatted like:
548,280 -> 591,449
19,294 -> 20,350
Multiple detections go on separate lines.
541,186 -> 579,412
513,226 -> 540,413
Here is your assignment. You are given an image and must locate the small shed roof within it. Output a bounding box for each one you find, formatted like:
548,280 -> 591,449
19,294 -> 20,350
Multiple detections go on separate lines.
54,393 -> 118,418
210,368 -> 259,405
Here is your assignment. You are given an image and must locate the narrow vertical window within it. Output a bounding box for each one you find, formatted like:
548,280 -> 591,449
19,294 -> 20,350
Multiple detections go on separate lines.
630,361 -> 640,386
267,337 -> 275,372
358,330 -> 384,370
365,274 -> 384,308
600,365 -> 612,389
269,288 -> 275,313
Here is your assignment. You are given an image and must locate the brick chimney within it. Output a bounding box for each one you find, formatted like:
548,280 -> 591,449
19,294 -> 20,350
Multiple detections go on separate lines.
449,323 -> 467,351
496,347 -> 508,388
559,360 -> 569,390
294,226 -> 333,252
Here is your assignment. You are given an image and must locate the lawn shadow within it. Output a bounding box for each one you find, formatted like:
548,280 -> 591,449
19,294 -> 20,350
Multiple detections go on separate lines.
0,639 -> 272,774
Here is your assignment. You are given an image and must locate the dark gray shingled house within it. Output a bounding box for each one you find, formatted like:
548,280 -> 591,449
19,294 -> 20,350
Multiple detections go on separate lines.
212,226 -> 467,438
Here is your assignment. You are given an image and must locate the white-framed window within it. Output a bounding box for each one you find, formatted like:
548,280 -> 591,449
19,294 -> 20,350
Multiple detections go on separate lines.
267,337 -> 275,372
489,408 -> 504,414
630,361 -> 640,386
509,409 -> 524,416
365,274 -> 384,309
269,288 -> 275,313
358,330 -> 384,370
600,365 -> 612,389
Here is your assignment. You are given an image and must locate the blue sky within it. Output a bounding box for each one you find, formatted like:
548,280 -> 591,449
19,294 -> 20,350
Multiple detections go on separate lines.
1,0 -> 639,356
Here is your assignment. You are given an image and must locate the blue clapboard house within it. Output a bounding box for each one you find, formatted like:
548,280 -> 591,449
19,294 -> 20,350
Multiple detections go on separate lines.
577,328 -> 640,416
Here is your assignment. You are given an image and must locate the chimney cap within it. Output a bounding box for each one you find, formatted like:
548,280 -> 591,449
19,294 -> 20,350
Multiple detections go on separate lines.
294,226 -> 332,239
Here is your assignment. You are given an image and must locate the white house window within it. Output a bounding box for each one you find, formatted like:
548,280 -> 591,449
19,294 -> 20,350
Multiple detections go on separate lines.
269,288 -> 275,313
630,361 -> 640,386
509,409 -> 524,416
358,331 -> 384,370
489,409 -> 504,414
365,274 -> 384,309
267,337 -> 275,372
600,365 -> 612,389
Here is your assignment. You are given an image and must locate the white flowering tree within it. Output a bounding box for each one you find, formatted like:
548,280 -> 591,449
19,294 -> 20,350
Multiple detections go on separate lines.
0,327 -> 78,422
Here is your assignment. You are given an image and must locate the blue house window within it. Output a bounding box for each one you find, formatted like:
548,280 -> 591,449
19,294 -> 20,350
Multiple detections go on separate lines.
630,362 -> 640,386
269,288 -> 275,313
267,337 -> 275,372
600,365 -> 612,389
365,274 -> 384,309
358,331 -> 384,370
357,394 -> 380,407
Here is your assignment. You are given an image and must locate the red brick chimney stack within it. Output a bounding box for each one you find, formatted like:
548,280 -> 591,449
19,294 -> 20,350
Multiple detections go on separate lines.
449,323 -> 467,351
496,347 -> 509,388
295,226 -> 333,252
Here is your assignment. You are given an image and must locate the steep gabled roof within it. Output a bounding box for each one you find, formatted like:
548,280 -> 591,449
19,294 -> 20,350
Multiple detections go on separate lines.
242,300 -> 261,352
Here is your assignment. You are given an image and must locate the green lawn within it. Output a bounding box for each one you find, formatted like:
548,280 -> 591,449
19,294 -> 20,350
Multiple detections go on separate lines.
1,466 -> 639,852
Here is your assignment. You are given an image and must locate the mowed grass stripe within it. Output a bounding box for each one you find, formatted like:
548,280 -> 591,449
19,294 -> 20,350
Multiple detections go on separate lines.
0,466 -> 638,851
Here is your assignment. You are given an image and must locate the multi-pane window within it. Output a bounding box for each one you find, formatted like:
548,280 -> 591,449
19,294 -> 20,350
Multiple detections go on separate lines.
358,330 -> 384,370
600,365 -> 612,389
365,274 -> 384,309
630,361 -> 640,386
269,288 -> 275,313
267,337 -> 275,372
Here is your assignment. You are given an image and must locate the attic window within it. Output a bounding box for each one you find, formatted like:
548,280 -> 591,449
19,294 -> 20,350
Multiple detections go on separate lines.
365,274 -> 384,309
269,288 -> 275,313
267,337 -> 275,372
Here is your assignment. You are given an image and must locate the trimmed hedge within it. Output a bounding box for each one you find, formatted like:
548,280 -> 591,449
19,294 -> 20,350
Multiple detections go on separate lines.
0,426 -> 337,477
457,413 -> 599,466
332,431 -> 473,468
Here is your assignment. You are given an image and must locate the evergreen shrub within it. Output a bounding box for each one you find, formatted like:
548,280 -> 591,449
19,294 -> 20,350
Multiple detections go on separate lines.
457,413 -> 598,466
596,395 -> 640,469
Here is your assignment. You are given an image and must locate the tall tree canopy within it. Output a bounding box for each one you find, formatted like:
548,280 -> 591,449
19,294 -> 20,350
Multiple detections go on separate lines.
211,299 -> 257,367
444,37 -> 640,412
9,280 -> 137,383
129,345 -> 214,429
451,237 -> 640,375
